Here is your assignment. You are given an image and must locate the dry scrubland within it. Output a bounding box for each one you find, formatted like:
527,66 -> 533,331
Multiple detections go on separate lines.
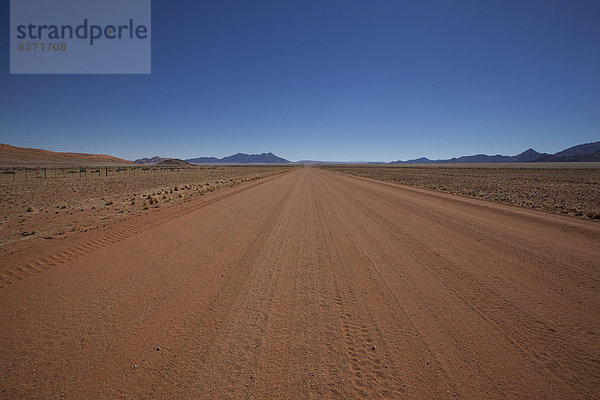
0,165 -> 295,247
323,163 -> 600,220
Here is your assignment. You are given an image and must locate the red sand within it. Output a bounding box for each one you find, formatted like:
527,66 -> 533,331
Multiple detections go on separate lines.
0,143 -> 134,165
1,167 -> 599,398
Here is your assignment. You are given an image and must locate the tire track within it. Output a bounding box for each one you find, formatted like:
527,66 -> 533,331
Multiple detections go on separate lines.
94,170 -> 303,399
312,182 -> 405,398
314,172 -> 505,397
198,170 -> 305,399
1,166 -> 598,399
319,170 -> 592,397
0,171 -> 290,288
331,171 -> 600,284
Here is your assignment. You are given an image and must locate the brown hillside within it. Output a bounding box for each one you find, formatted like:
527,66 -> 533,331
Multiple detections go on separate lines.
0,143 -> 134,166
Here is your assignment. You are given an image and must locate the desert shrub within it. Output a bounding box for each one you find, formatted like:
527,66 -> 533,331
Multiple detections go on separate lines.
586,211 -> 600,220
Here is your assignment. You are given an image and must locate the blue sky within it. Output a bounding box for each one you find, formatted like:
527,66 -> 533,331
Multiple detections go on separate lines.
1,0 -> 599,162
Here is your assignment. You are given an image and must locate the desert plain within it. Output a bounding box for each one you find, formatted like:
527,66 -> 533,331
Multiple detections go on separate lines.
0,163 -> 599,399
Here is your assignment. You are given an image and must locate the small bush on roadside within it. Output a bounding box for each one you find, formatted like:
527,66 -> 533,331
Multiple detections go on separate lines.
586,211 -> 600,220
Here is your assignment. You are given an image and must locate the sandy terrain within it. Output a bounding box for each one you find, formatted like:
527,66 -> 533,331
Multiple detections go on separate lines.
0,165 -> 294,250
0,143 -> 134,166
0,167 -> 599,399
324,163 -> 600,219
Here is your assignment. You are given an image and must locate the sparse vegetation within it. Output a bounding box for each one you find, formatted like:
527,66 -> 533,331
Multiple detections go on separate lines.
587,211 -> 600,220
323,164 -> 600,220
0,165 -> 296,247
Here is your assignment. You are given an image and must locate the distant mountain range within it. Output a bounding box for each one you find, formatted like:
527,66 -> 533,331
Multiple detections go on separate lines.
391,141 -> 600,164
136,152 -> 290,165
4,141 -> 596,167
188,152 -> 289,164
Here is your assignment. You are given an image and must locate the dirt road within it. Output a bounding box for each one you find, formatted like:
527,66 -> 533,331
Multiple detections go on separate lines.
1,167 -> 599,399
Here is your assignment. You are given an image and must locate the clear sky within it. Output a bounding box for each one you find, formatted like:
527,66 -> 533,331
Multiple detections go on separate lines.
1,0 -> 599,162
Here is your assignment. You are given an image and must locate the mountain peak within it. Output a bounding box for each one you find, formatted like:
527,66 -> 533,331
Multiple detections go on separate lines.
390,141 -> 599,164
186,152 -> 289,164
534,141 -> 600,162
